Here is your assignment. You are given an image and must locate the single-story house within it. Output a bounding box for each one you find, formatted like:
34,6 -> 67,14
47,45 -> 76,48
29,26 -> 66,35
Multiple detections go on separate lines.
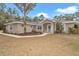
4,19 -> 79,34
4,19 -> 56,34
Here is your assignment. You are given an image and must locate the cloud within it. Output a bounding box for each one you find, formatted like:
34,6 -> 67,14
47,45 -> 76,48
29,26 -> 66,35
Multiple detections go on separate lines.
56,6 -> 78,14
36,12 -> 49,18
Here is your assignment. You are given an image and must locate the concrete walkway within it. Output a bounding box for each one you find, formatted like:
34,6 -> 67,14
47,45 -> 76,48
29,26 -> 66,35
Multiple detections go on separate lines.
0,32 -> 48,38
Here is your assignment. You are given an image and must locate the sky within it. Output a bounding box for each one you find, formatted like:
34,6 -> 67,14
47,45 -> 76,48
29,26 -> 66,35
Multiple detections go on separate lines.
6,3 -> 79,18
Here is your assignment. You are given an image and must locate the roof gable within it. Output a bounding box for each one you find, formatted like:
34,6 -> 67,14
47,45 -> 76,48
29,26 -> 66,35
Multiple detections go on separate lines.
40,19 -> 52,23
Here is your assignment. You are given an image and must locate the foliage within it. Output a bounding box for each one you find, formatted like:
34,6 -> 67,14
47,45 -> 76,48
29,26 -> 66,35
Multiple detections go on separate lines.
25,16 -> 32,21
32,14 -> 45,22
14,3 -> 36,33
56,22 -> 63,33
68,24 -> 79,34
63,14 -> 74,21
33,16 -> 39,22
0,3 -> 19,30
7,8 -> 17,16
39,14 -> 45,21
14,3 -> 36,15
54,14 -> 74,21
74,24 -> 79,29
69,28 -> 78,34
0,3 -> 7,30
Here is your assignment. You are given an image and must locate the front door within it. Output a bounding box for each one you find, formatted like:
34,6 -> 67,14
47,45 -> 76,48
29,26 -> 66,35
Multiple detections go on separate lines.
47,24 -> 51,33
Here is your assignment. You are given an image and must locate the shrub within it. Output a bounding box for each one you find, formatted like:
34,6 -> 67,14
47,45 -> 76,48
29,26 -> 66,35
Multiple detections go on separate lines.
32,29 -> 38,33
56,22 -> 63,33
32,29 -> 42,34
68,24 -> 79,34
74,24 -> 79,29
69,28 -> 78,34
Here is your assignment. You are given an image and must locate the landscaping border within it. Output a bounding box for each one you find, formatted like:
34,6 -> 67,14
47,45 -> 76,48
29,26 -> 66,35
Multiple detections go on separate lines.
0,32 -> 48,38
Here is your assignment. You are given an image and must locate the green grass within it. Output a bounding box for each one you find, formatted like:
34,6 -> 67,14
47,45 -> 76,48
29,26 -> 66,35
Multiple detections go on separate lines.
68,42 -> 79,51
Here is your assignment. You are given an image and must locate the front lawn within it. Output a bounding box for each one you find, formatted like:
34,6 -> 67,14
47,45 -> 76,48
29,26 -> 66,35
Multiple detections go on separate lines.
0,34 -> 79,55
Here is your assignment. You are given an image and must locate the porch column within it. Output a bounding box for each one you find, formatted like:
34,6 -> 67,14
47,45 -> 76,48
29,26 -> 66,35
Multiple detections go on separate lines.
63,23 -> 68,33
54,22 -> 56,32
41,24 -> 43,32
51,23 -> 54,34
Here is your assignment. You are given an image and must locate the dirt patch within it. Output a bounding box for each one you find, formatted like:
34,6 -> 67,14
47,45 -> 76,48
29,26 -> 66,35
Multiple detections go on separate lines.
0,34 -> 79,55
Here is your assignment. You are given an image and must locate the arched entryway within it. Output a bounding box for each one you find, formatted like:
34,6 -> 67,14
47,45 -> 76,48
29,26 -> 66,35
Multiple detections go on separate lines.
43,23 -> 52,33
40,19 -> 56,34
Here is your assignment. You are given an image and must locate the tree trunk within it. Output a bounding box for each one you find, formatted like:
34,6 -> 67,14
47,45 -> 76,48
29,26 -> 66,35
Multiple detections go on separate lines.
24,11 -> 26,34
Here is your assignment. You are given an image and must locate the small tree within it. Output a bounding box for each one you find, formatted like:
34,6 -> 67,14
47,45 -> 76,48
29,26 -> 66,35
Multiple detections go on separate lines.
54,15 -> 63,33
33,16 -> 40,22
14,3 -> 36,33
56,22 -> 63,33
39,14 -> 45,21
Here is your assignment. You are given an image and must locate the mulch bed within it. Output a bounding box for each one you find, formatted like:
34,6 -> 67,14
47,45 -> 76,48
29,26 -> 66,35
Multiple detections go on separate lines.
18,32 -> 43,36
4,32 -> 43,36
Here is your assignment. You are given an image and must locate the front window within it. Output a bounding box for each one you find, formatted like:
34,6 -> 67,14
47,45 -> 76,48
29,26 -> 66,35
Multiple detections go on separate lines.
32,25 -> 36,29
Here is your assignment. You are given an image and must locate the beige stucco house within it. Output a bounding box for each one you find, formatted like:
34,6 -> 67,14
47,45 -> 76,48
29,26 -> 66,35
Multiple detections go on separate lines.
4,19 -> 78,34
4,19 -> 56,34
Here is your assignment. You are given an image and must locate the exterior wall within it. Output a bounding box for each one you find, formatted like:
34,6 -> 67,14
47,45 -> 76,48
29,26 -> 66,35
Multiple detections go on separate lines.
26,25 -> 32,32
16,24 -> 24,34
54,22 -> 56,32
6,25 -> 11,33
51,23 -> 56,33
26,24 -> 43,33
6,23 -> 24,34
63,23 -> 74,33
11,24 -> 16,33
41,24 -> 43,32
6,24 -> 16,33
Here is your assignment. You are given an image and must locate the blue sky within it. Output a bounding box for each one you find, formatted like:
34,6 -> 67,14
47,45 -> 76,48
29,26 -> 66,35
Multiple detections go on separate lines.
6,3 -> 79,18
